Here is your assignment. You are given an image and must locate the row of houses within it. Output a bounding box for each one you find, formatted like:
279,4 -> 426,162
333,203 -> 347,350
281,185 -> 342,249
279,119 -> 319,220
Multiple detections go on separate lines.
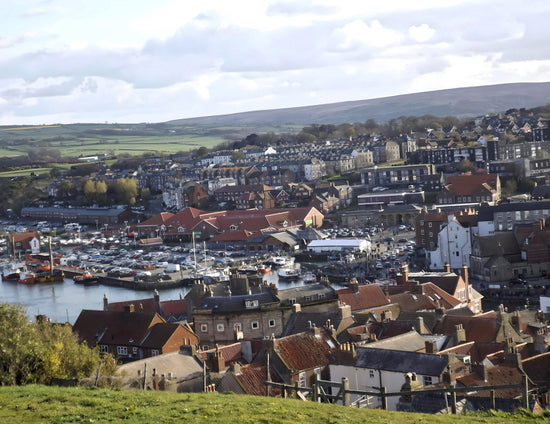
70,263 -> 550,412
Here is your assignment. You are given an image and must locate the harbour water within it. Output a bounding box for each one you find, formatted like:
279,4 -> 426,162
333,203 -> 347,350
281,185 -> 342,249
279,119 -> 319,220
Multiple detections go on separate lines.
0,271 -> 339,324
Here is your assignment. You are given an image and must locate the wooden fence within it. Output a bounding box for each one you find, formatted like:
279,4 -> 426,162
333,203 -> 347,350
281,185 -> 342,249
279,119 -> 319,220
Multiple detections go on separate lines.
265,374 -> 531,413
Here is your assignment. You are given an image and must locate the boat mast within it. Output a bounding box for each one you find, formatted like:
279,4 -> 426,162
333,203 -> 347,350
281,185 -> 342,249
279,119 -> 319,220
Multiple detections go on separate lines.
49,237 -> 53,278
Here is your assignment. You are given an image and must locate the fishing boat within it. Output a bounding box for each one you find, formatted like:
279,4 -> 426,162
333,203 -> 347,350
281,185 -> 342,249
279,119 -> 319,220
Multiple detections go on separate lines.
257,264 -> 271,274
277,267 -> 301,280
18,271 -> 37,284
26,237 -> 64,284
73,271 -> 100,285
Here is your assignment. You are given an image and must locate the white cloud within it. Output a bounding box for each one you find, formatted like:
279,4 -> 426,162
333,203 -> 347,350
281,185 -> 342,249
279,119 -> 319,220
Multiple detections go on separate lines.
1,0 -> 550,124
408,24 -> 435,42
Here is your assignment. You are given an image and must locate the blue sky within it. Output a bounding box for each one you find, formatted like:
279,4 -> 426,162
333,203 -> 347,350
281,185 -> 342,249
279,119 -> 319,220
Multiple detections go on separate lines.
2,0 -> 550,124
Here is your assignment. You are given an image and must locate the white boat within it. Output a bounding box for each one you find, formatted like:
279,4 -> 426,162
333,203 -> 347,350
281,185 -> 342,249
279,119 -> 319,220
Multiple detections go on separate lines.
271,256 -> 294,267
277,267 -> 301,280
301,271 -> 316,284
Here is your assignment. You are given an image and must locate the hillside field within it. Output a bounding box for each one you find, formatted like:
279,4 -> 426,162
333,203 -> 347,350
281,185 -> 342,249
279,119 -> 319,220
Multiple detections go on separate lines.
0,385 -> 547,424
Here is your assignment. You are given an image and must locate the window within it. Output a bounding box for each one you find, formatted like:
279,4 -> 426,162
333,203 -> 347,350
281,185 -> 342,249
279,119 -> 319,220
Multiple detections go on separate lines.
269,319 -> 276,327
200,324 -> 208,332
217,323 -> 224,332
117,346 -> 128,356
133,347 -> 138,354
288,298 -> 296,305
151,349 -> 159,357
234,323 -> 242,331
251,321 -> 259,330
423,376 -> 433,385
298,372 -> 307,388
369,370 -> 375,378
99,345 -> 108,353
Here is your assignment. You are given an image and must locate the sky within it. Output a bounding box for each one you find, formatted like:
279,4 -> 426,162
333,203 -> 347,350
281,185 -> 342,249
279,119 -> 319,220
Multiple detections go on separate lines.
2,0 -> 550,125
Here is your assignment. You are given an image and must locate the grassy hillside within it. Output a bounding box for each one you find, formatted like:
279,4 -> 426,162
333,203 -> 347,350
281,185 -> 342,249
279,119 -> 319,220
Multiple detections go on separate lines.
170,82 -> 550,126
0,385 -> 545,424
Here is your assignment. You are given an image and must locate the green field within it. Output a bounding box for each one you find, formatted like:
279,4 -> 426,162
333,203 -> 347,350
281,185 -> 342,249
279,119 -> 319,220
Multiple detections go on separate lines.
0,122 -> 300,158
0,385 -> 545,424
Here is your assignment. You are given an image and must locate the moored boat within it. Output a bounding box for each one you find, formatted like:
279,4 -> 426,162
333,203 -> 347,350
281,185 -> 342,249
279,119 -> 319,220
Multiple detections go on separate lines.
277,267 -> 301,280
257,265 -> 271,274
73,271 -> 100,285
18,271 -> 37,284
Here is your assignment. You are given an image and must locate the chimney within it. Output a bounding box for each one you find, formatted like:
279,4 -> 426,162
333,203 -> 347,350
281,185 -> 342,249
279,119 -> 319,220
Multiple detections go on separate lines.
461,263 -> 469,303
396,262 -> 409,284
412,281 -> 423,294
124,304 -> 135,313
293,303 -> 301,313
154,289 -> 160,304
473,363 -> 488,382
214,344 -> 226,372
348,278 -> 359,293
339,304 -> 352,319
444,262 -> 451,272
415,316 -> 425,334
454,324 -> 466,344
103,293 -> 109,311
425,340 -> 437,354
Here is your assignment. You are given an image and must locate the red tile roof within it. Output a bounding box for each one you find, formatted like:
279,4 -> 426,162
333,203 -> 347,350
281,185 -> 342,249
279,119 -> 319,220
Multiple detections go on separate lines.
234,362 -> 283,396
446,173 -> 499,196
273,330 -> 336,372
336,284 -> 390,312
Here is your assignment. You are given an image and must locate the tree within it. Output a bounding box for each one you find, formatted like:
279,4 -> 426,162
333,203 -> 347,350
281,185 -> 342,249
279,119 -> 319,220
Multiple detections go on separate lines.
114,178 -> 138,205
457,159 -> 476,173
0,303 -> 113,386
57,180 -> 74,200
83,179 -> 96,203
231,150 -> 245,163
0,304 -> 43,385
95,180 -> 107,205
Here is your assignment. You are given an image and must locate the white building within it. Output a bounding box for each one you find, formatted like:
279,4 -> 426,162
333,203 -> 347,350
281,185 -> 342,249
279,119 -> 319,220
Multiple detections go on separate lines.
329,347 -> 449,411
307,239 -> 370,253
428,214 -> 473,270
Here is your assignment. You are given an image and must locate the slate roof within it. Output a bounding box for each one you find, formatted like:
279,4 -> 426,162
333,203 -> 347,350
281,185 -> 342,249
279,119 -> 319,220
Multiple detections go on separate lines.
276,283 -> 338,304
364,330 -> 428,352
281,310 -> 355,339
73,310 -> 164,347
196,291 -> 279,313
139,323 -> 187,348
355,347 -> 448,376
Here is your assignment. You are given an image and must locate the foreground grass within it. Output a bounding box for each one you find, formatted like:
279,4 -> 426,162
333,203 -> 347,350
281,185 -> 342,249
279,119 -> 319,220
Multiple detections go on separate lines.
0,386 -> 548,424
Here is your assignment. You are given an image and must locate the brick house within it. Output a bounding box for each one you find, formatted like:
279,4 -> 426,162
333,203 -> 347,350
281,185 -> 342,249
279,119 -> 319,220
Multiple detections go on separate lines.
73,307 -> 198,362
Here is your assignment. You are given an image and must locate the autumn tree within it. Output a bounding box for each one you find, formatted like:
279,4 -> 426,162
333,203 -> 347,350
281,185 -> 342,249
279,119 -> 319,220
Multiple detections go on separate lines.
83,179 -> 96,203
114,178 -> 138,205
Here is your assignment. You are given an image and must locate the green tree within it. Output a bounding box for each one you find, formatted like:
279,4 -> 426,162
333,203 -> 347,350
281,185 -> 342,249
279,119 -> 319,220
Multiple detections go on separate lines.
0,304 -> 113,386
231,150 -> 245,163
457,159 -> 476,173
57,180 -> 74,200
0,304 -> 43,385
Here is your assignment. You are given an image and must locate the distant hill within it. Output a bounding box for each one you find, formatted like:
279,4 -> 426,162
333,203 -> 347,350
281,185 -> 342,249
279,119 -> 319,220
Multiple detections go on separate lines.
169,82 -> 550,126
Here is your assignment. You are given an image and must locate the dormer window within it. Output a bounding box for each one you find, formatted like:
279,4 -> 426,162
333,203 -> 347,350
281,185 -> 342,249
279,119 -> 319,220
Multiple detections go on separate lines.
245,300 -> 259,309
230,224 -> 238,231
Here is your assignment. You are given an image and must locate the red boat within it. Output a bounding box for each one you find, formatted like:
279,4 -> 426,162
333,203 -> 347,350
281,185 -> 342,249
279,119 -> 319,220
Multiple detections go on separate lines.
257,265 -> 271,274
